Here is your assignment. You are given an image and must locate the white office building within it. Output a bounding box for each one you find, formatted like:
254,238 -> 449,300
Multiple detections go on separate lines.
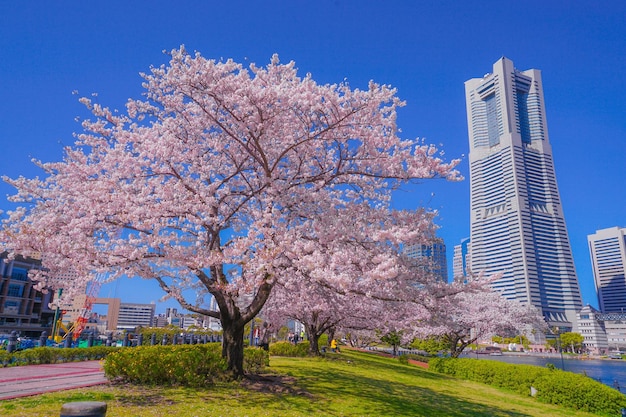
452,238 -> 470,282
465,57 -> 583,331
576,305 -> 608,354
588,226 -> 626,313
116,303 -> 155,330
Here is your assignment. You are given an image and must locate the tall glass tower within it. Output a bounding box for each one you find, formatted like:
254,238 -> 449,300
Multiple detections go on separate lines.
465,57 -> 583,331
404,240 -> 448,283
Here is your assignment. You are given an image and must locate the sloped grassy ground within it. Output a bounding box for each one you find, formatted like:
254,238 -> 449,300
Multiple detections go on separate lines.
0,349 -> 604,417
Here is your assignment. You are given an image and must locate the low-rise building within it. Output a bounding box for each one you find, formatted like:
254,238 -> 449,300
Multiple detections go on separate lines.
117,302 -> 155,330
577,305 -> 608,354
0,254 -> 56,338
577,306 -> 626,354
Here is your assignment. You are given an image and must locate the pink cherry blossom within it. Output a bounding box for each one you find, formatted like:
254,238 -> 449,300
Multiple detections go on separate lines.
1,47 -> 460,375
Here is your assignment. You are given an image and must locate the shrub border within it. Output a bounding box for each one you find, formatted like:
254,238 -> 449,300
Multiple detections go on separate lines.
429,357 -> 626,415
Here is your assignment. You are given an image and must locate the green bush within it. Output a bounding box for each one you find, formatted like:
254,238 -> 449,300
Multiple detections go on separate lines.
244,347 -> 270,373
1,346 -> 119,366
429,357 -> 626,415
0,349 -> 11,366
14,347 -> 56,364
532,369 -> 626,414
104,344 -> 226,386
269,341 -> 309,357
103,344 -> 269,386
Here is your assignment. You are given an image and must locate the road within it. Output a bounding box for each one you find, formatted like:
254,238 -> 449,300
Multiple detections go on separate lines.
0,361 -> 108,400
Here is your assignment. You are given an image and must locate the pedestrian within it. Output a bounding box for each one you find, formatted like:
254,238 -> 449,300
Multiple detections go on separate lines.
330,338 -> 336,352
253,326 -> 260,347
259,322 -> 271,351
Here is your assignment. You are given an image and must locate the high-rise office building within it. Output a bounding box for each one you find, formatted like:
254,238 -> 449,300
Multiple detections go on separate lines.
452,238 -> 470,281
465,57 -> 582,331
404,240 -> 448,282
588,226 -> 626,313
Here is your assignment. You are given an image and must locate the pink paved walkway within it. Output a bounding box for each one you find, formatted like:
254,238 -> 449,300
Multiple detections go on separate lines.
0,361 -> 108,400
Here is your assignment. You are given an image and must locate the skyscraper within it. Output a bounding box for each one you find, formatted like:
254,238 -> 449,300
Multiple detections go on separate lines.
404,240 -> 448,282
452,237 -> 470,282
465,57 -> 583,331
588,226 -> 626,313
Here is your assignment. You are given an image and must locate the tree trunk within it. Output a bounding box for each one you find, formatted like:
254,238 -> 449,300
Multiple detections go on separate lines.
451,341 -> 467,358
207,272 -> 274,378
221,319 -> 245,378
306,324 -> 322,356
328,327 -> 336,346
448,335 -> 462,358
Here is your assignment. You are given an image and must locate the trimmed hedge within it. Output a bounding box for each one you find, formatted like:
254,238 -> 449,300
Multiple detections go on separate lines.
1,346 -> 118,366
269,341 -> 309,357
429,357 -> 626,415
134,327 -> 220,345
398,353 -> 433,364
103,343 -> 269,386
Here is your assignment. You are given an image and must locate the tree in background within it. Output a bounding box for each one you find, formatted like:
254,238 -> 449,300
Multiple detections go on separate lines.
411,336 -> 448,355
556,332 -> 584,354
491,334 -> 531,350
264,206 -> 522,360
0,47 -> 459,376
379,330 -> 403,356
412,288 -> 547,357
262,205 -> 439,356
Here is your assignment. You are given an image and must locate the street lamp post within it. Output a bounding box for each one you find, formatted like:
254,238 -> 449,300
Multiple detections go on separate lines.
555,327 -> 565,370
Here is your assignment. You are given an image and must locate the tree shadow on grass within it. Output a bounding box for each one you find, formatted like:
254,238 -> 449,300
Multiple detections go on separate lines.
96,383 -> 178,407
233,355 -> 535,417
296,366 -> 532,417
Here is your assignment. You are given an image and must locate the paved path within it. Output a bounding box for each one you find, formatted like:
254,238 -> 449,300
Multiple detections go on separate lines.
0,361 -> 108,400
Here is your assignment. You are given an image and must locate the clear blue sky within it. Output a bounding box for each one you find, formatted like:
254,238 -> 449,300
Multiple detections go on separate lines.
1,1 -> 624,313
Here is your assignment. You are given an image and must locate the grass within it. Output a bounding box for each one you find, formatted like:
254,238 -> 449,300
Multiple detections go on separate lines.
0,349 -> 607,417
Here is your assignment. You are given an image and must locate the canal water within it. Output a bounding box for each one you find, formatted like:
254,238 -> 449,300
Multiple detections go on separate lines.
472,353 -> 626,392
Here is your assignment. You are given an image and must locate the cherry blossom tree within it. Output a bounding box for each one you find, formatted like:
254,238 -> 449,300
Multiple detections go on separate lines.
262,195 -> 443,353
0,47 -> 459,376
412,288 -> 547,357
263,278 -> 349,355
262,204 -> 455,356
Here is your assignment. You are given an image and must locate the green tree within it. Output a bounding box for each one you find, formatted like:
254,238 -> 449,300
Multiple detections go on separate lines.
411,336 -> 447,355
379,330 -> 403,356
492,335 -> 530,350
559,332 -> 584,353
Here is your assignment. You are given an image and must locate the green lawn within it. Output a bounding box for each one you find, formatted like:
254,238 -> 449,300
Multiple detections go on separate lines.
0,349 -> 606,416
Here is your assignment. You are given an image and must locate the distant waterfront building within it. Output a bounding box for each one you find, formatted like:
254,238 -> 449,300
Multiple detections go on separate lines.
452,238 -> 470,281
576,306 -> 626,354
465,57 -> 583,331
576,305 -> 608,354
604,317 -> 626,352
153,314 -> 168,328
165,307 -> 178,319
207,296 -> 222,331
168,315 -> 182,328
404,240 -> 448,282
65,296 -> 154,331
0,254 -> 56,337
116,302 -> 155,330
587,226 -> 626,313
